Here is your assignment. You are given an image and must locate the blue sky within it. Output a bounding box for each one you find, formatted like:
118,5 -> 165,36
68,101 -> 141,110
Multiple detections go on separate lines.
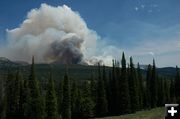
0,0 -> 180,67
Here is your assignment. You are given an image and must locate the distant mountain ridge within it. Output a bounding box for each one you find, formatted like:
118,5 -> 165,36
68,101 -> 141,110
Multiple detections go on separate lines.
0,57 -> 29,66
0,57 -> 176,78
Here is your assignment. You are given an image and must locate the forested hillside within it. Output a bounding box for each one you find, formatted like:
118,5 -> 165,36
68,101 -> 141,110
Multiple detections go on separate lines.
0,53 -> 179,119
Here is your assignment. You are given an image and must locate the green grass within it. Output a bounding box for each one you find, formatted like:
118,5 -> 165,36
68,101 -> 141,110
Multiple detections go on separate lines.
94,107 -> 165,119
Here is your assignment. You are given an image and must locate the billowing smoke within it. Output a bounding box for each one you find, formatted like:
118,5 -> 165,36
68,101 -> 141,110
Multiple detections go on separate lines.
0,4 -> 96,64
0,3 -> 120,65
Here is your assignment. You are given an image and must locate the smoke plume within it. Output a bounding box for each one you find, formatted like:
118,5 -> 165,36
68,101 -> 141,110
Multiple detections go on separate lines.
0,3 -> 119,65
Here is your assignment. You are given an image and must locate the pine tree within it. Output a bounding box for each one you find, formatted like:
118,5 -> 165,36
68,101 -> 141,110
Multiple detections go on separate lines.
90,72 -> 97,115
129,57 -> 139,112
150,59 -> 158,108
109,60 -> 118,115
57,79 -> 63,115
96,63 -> 108,117
164,79 -> 170,103
0,77 -> 4,119
13,71 -> 22,119
80,82 -> 95,118
157,77 -> 165,106
45,72 -> 58,119
175,66 -> 180,103
137,63 -> 143,110
6,72 -> 21,119
73,88 -> 82,119
170,78 -> 176,103
102,65 -> 111,115
71,81 -> 79,119
62,67 -> 71,119
96,78 -> 108,116
119,52 -> 131,114
145,64 -> 152,109
28,56 -> 45,119
115,63 -> 121,114
19,79 -> 31,119
5,71 -> 16,119
5,71 -> 23,119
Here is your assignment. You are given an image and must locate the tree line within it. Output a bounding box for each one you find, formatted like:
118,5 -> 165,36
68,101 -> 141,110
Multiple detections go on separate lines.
0,53 -> 180,119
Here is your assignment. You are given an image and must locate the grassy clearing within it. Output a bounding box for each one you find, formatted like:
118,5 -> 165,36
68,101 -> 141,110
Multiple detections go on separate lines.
94,107 -> 165,119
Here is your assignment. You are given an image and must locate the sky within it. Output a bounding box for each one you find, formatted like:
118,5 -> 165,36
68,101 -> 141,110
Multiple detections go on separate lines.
0,0 -> 180,67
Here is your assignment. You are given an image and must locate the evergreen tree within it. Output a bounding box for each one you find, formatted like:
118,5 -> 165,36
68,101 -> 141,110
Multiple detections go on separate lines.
80,82 -> 95,118
164,79 -> 171,103
102,65 -> 111,115
157,77 -> 165,106
119,52 -> 131,114
73,88 -> 82,119
129,57 -> 139,112
115,64 -> 121,114
150,59 -> 158,108
0,77 -> 4,119
170,78 -> 176,103
5,72 -> 16,119
28,57 -> 45,119
5,71 -> 23,119
57,79 -> 63,116
109,60 -> 118,115
145,64 -> 152,109
137,63 -> 144,110
45,72 -> 58,119
90,72 -> 97,115
71,81 -> 79,119
19,79 -> 31,119
175,66 -> 180,103
13,71 -> 22,119
62,67 -> 71,119
96,63 -> 108,116
6,72 -> 21,119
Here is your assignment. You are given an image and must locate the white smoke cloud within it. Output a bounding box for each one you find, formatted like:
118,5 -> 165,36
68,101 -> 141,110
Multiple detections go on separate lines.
0,4 -> 95,63
0,3 -> 117,66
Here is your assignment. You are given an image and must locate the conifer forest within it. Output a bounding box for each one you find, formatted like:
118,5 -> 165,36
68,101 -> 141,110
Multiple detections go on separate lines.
0,53 -> 179,119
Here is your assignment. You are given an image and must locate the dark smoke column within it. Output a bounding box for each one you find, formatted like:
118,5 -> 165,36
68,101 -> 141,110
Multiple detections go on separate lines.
44,34 -> 83,64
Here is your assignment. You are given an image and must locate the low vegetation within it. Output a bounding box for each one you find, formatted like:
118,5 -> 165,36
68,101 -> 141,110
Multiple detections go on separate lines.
94,108 -> 164,119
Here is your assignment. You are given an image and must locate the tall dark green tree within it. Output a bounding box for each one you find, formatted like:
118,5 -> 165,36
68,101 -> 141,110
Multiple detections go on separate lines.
137,63 -> 144,110
72,88 -> 82,119
96,63 -> 108,117
164,79 -> 170,103
170,78 -> 176,103
119,52 -> 131,114
19,79 -> 30,119
129,57 -> 139,112
13,71 -> 22,119
102,65 -> 111,115
90,72 -> 97,115
150,59 -> 158,108
0,75 -> 5,119
5,71 -> 23,119
79,82 -> 95,118
5,72 -> 15,119
71,80 -> 79,119
109,60 -> 118,115
57,79 -> 63,116
157,77 -> 165,106
45,72 -> 58,119
28,57 -> 45,119
145,64 -> 152,109
62,67 -> 71,119
6,72 -> 18,119
175,66 -> 180,103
